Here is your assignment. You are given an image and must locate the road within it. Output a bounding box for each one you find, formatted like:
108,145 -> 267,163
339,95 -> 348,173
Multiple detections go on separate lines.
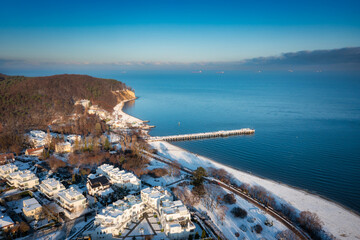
143,150 -> 312,240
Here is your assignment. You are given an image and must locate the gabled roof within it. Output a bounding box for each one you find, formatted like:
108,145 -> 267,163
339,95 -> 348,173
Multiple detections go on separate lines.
25,146 -> 44,155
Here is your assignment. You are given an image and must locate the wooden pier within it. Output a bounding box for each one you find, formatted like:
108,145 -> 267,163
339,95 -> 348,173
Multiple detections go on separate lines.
148,128 -> 255,142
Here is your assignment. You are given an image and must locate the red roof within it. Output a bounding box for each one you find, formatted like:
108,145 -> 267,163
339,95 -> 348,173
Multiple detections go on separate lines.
26,147 -> 44,155
0,153 -> 15,161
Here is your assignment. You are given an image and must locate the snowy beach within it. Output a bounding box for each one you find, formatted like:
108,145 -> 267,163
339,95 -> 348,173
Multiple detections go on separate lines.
149,140 -> 360,240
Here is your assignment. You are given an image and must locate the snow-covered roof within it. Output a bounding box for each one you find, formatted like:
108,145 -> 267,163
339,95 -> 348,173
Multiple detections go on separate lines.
0,215 -> 14,228
58,186 -> 85,203
0,163 -> 18,173
29,130 -> 46,138
41,178 -> 65,190
97,164 -> 140,185
23,198 -> 41,212
9,170 -> 37,180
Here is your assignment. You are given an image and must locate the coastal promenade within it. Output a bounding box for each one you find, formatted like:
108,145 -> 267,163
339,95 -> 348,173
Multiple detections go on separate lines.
148,128 -> 255,141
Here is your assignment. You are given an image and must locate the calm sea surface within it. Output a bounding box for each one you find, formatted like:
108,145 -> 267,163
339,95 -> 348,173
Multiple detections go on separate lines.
10,70 -> 360,213
117,71 -> 360,213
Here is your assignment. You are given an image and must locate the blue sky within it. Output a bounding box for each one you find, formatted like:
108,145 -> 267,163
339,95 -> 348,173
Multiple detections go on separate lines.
0,0 -> 360,69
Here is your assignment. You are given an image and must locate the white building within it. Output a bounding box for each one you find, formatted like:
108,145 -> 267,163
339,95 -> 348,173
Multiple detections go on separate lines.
55,142 -> 73,153
93,186 -> 195,239
39,178 -> 66,199
57,187 -> 87,213
94,195 -> 145,235
97,164 -> 141,191
141,186 -> 173,210
88,105 -> 109,120
23,198 -> 42,220
28,130 -> 51,147
75,99 -> 91,108
159,199 -> 195,239
7,170 -> 39,190
0,163 -> 18,179
66,135 -> 82,144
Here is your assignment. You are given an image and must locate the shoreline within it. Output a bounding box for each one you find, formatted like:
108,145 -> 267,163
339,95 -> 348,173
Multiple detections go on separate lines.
119,98 -> 360,239
163,140 -> 360,217
113,98 -> 144,123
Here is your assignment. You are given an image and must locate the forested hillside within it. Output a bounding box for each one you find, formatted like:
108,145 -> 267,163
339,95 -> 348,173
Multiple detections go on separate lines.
0,73 -> 134,152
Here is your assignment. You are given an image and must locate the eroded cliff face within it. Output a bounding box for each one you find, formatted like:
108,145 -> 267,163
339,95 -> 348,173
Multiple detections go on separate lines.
112,89 -> 136,103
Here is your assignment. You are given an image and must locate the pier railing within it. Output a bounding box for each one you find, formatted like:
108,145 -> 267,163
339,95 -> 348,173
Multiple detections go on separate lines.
148,128 -> 255,142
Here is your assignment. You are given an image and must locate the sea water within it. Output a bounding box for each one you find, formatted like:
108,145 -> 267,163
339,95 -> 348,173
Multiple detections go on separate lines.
118,70 -> 360,213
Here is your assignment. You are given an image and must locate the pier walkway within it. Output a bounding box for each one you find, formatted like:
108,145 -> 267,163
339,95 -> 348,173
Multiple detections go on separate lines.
148,128 -> 255,142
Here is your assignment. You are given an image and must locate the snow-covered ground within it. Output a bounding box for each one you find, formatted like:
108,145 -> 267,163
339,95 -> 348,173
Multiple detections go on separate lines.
150,141 -> 360,240
195,187 -> 287,240
109,100 -> 146,129
141,157 -> 188,187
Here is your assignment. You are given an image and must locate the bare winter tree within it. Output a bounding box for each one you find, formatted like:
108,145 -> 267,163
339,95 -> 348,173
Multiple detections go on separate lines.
298,211 -> 323,238
203,184 -> 223,210
169,160 -> 181,177
276,230 -> 301,240
217,204 -> 228,224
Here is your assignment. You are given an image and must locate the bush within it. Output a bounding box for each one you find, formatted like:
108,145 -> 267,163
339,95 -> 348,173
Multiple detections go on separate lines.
276,230 -> 301,240
235,232 -> 240,237
231,207 -> 247,218
148,168 -> 168,178
297,211 -> 323,238
223,193 -> 236,204
253,224 -> 263,234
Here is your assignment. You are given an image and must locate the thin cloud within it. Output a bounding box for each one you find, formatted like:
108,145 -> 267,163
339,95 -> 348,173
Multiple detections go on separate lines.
0,47 -> 360,71
242,47 -> 360,66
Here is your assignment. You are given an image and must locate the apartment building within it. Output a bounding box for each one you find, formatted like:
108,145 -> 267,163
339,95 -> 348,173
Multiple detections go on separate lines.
97,164 -> 141,191
94,195 -> 145,235
0,163 -> 18,179
57,186 -> 87,213
7,170 -> 39,190
39,178 -> 66,199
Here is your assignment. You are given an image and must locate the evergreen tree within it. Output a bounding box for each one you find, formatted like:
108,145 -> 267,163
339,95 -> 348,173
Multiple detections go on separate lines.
192,167 -> 207,186
74,137 -> 80,152
104,137 -> 111,151
201,230 -> 206,238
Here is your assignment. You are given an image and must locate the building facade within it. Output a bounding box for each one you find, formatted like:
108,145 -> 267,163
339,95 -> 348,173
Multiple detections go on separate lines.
55,142 -> 73,153
86,175 -> 113,196
97,164 -> 141,191
7,170 -> 39,190
39,178 -> 66,199
159,199 -> 195,239
141,186 -> 173,210
23,198 -> 42,221
25,146 -> 44,157
94,195 -> 145,235
57,187 -> 87,213
0,163 -> 18,179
